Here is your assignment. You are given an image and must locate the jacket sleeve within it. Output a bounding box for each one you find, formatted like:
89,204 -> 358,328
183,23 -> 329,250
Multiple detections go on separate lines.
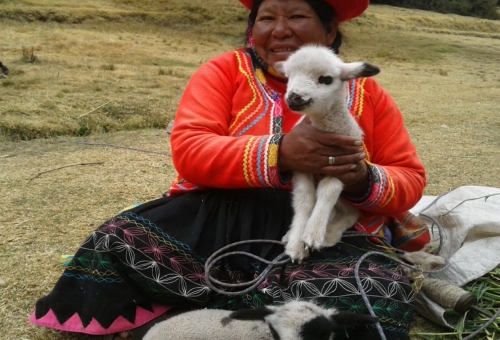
347,79 -> 426,214
170,53 -> 289,190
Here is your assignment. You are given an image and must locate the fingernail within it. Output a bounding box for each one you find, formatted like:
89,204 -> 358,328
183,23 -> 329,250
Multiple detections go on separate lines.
350,164 -> 357,169
359,153 -> 367,160
354,141 -> 363,146
357,147 -> 364,153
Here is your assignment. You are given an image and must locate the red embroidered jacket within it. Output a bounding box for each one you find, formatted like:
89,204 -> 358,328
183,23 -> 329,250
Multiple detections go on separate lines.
168,49 -> 429,250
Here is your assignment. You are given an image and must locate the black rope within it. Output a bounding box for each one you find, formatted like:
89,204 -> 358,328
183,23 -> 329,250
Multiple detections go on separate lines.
204,240 -> 290,296
204,232 -> 393,296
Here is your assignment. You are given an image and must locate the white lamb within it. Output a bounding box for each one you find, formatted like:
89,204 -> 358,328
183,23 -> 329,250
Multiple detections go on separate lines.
274,45 -> 380,262
143,300 -> 378,340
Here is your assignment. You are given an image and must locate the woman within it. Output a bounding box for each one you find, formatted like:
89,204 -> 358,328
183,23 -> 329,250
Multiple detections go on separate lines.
30,0 -> 430,339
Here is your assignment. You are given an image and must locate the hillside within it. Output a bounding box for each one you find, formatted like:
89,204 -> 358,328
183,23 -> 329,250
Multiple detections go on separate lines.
1,1 -> 499,141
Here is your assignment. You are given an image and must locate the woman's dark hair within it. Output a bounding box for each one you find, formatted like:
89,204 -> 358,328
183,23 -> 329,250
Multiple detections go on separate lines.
246,0 -> 343,54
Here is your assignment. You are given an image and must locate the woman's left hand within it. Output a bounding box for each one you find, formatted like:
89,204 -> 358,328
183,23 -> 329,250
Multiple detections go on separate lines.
337,160 -> 369,198
316,159 -> 369,198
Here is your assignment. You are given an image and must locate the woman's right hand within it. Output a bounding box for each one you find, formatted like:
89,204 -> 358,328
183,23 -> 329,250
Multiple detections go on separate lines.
278,117 -> 366,177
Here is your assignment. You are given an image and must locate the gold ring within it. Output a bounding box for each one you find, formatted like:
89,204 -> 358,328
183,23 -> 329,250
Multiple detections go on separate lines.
328,156 -> 335,166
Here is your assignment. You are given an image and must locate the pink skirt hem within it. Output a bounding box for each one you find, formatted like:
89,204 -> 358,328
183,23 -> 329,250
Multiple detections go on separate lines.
29,303 -> 171,335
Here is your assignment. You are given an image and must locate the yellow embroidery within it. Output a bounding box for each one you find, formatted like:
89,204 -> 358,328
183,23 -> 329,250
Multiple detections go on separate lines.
267,144 -> 278,167
243,137 -> 256,187
229,51 -> 258,132
356,78 -> 367,119
248,141 -> 259,186
362,142 -> 371,163
380,175 -> 396,209
256,68 -> 266,83
231,55 -> 266,134
65,266 -> 120,276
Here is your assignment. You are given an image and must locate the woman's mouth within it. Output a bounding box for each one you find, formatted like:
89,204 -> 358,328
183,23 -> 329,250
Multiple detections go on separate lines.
271,48 -> 296,53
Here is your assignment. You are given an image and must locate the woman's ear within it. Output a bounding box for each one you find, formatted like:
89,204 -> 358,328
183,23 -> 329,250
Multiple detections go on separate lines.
325,21 -> 338,47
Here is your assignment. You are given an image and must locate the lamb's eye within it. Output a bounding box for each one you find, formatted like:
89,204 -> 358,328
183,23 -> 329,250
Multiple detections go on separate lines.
318,76 -> 333,85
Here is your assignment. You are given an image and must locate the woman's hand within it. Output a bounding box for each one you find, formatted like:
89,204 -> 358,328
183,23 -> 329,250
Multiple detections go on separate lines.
279,117 -> 369,195
337,160 -> 369,198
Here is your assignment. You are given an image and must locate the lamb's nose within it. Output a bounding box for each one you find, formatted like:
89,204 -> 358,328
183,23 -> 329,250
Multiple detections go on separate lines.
287,92 -> 306,106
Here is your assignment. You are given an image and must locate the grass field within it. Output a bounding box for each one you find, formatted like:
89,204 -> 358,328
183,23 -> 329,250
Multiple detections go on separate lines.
1,1 -> 500,339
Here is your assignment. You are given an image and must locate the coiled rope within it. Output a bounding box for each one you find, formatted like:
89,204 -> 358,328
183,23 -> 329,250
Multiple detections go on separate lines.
204,239 -> 290,296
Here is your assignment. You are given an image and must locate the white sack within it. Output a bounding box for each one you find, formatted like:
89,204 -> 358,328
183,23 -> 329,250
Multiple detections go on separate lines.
410,186 -> 500,328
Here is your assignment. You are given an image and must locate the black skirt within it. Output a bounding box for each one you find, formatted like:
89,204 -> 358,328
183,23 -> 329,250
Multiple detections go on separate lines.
31,188 -> 414,339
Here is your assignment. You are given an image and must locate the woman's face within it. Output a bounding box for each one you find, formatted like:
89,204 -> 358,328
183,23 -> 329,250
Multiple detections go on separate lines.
252,0 -> 337,67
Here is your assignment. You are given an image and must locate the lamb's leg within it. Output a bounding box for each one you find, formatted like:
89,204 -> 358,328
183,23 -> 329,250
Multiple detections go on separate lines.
323,199 -> 360,247
302,177 -> 343,250
284,172 -> 315,262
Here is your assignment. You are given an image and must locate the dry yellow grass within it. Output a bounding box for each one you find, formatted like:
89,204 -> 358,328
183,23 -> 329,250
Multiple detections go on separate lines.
0,0 -> 247,140
0,130 -> 175,340
1,1 -> 500,339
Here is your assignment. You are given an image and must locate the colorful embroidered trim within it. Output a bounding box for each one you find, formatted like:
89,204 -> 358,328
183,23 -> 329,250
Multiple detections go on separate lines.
347,78 -> 368,119
350,163 -> 395,211
243,134 -> 283,187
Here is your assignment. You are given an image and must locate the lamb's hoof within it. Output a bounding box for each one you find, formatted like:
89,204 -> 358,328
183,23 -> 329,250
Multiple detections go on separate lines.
302,233 -> 325,251
285,242 -> 310,263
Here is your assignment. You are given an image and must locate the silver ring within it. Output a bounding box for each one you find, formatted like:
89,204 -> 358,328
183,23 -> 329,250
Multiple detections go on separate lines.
328,156 -> 335,166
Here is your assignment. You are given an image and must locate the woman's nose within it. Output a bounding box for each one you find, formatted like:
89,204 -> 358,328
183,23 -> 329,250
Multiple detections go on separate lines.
272,16 -> 292,38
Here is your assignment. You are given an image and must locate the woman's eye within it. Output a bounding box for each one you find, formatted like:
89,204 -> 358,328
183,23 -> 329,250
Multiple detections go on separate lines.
289,14 -> 307,19
318,76 -> 333,85
258,16 -> 275,21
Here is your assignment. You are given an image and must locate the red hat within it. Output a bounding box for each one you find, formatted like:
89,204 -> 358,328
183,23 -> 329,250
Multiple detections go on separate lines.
238,0 -> 369,23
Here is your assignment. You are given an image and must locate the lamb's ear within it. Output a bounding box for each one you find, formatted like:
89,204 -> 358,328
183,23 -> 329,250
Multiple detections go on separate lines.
229,306 -> 275,321
330,310 -> 378,327
273,61 -> 286,76
340,62 -> 380,81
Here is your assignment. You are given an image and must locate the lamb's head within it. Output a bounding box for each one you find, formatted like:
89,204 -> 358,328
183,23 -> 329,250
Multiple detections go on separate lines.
229,300 -> 378,340
274,45 -> 380,117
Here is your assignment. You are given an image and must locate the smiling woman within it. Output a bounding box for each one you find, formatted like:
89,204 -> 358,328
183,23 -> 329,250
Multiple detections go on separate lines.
30,1 -> 430,339
250,0 -> 337,67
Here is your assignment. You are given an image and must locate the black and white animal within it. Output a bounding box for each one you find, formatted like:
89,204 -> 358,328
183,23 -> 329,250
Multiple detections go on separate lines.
274,45 -> 380,262
143,300 -> 378,340
0,62 -> 9,78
